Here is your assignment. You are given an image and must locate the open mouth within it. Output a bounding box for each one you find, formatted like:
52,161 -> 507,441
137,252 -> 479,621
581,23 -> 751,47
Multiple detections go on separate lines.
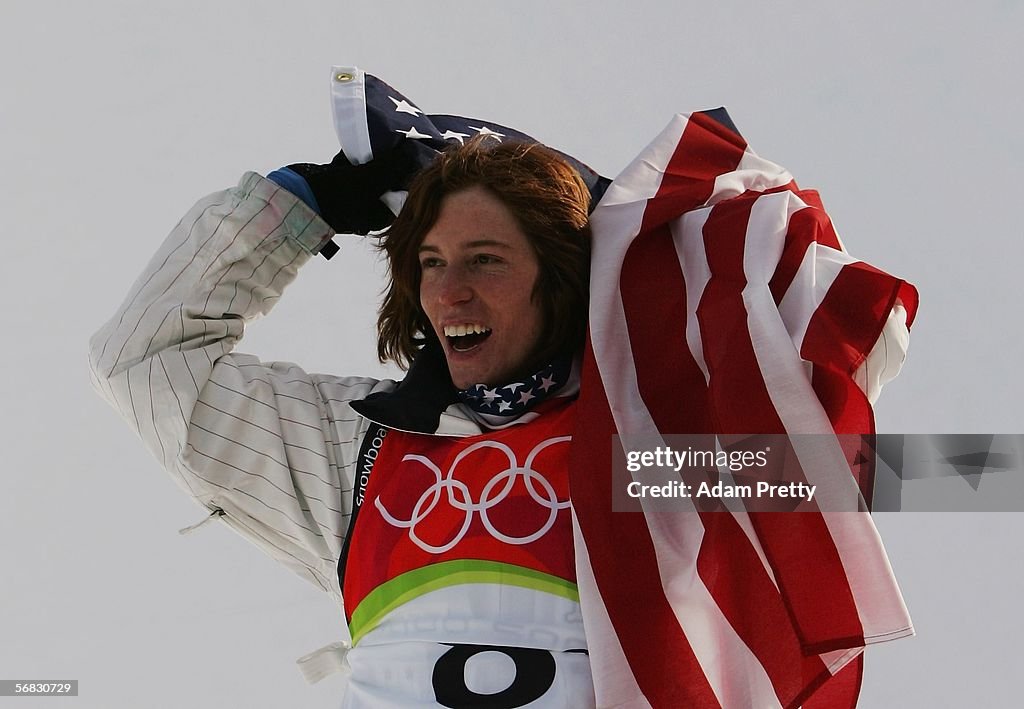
443,324 -> 492,353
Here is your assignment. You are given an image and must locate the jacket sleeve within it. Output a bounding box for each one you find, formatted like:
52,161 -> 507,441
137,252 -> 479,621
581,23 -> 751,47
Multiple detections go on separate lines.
88,172 -> 388,598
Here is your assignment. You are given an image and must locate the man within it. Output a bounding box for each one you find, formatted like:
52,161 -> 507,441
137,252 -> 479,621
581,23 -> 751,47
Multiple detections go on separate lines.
90,138 -> 603,707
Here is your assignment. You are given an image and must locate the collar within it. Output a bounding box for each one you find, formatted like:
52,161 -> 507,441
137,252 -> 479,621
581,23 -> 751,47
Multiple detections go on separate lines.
350,341 -> 577,435
350,339 -> 458,434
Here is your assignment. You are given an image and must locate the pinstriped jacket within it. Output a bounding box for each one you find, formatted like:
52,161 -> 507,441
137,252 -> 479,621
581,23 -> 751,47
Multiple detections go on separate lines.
88,172 -> 498,613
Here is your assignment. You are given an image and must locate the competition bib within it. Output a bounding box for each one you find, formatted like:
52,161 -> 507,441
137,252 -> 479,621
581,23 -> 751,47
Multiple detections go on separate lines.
341,401 -> 593,708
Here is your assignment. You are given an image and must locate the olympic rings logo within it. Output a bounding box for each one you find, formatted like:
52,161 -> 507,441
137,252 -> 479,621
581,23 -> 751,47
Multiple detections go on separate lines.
374,436 -> 572,554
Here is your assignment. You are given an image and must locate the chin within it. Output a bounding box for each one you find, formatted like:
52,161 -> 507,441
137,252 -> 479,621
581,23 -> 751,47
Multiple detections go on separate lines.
446,368 -> 474,391
451,372 -> 486,390
449,365 -> 500,391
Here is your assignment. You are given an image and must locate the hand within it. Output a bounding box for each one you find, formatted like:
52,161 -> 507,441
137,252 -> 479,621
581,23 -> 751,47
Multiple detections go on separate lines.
288,143 -> 422,235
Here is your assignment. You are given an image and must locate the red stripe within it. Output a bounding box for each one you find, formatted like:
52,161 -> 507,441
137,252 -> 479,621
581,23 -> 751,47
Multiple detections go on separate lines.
613,107 -> 749,436
641,111 -> 748,230
799,655 -> 863,709
811,367 -> 877,503
814,371 -> 875,434
620,222 -> 712,432
801,262 -> 911,376
768,194 -> 840,305
748,511 -> 866,650
697,195 -> 787,434
899,280 -> 919,328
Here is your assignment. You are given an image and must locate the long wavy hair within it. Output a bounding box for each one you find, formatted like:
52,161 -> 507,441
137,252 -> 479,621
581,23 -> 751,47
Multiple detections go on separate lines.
377,138 -> 592,371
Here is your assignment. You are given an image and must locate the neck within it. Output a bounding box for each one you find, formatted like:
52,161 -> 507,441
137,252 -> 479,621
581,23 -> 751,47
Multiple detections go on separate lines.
456,354 -> 575,418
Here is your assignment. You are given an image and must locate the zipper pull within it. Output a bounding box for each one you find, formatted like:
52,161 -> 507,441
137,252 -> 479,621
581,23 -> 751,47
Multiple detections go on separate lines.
178,507 -> 225,535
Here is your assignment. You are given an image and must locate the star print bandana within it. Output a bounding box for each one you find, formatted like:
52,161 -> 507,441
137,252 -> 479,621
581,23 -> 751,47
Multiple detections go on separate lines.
456,356 -> 574,422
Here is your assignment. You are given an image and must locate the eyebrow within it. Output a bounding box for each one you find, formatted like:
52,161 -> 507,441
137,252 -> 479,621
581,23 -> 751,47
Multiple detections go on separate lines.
418,239 -> 513,253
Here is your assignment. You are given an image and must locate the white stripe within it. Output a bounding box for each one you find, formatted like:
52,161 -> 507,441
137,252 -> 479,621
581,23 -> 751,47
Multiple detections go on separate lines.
331,65 -> 374,164
819,647 -> 864,675
777,241 -> 859,351
854,303 -> 910,404
589,116 -> 782,708
708,147 -> 793,207
740,192 -> 914,643
670,207 -> 712,384
591,114 -> 690,208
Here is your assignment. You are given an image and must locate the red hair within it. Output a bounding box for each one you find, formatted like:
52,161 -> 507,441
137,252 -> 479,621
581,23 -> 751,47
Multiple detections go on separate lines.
378,137 -> 592,369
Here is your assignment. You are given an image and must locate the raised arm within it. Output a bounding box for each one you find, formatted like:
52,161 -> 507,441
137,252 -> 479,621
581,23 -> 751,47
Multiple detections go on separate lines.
88,172 -> 393,597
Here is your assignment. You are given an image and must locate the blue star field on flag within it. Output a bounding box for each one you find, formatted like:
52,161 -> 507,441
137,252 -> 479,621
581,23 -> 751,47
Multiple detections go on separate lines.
359,73 -> 610,204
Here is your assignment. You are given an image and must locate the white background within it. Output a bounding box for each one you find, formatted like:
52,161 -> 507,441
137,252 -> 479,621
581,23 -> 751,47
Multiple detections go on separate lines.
2,1 -> 1021,706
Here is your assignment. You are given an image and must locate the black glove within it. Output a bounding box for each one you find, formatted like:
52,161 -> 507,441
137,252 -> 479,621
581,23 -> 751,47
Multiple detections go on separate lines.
287,142 -> 423,236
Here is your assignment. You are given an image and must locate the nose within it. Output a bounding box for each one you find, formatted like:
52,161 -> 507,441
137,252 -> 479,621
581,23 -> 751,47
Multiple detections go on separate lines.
435,264 -> 474,307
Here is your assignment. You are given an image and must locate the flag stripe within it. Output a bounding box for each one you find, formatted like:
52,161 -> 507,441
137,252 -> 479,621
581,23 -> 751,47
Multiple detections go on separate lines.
778,242 -> 854,362
801,653 -> 862,709
622,223 -> 710,432
671,209 -> 714,383
811,368 -> 875,439
698,196 -> 787,435
696,513 -> 829,705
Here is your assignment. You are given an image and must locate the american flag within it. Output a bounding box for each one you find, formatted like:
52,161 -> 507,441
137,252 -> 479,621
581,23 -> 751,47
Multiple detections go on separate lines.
332,67 -> 917,708
573,111 -> 917,707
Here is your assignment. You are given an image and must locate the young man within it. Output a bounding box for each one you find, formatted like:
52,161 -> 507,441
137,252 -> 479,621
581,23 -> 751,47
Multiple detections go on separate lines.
90,139 -> 601,707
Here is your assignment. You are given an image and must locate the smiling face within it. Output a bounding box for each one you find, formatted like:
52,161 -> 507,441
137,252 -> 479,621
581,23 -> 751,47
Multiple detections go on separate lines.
418,186 -> 544,390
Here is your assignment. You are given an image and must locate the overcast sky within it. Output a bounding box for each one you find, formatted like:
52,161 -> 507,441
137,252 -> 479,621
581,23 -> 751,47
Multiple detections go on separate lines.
2,1 -> 1022,707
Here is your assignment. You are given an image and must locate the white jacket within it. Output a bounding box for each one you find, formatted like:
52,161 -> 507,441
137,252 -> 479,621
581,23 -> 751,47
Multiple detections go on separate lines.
88,172 -> 491,603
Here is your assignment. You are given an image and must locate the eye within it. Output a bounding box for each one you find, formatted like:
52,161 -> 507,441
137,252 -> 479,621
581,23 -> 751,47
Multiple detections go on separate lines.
473,254 -> 499,265
420,256 -> 444,269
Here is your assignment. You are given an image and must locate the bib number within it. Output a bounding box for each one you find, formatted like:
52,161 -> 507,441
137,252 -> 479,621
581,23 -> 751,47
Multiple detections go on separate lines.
432,644 -> 556,708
